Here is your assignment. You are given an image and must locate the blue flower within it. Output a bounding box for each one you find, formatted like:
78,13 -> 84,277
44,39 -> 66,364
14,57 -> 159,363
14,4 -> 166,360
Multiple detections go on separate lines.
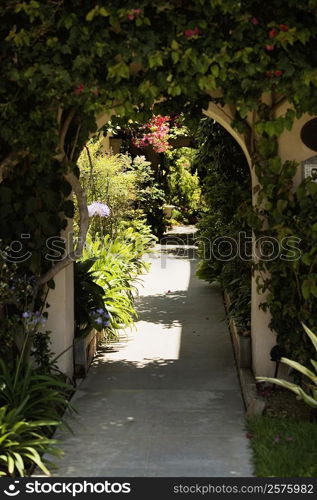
96,308 -> 104,314
22,312 -> 30,318
95,317 -> 103,324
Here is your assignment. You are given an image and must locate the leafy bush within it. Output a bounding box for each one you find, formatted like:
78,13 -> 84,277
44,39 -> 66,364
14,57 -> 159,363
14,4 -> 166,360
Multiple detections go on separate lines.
195,119 -> 252,330
77,139 -> 138,238
128,155 -> 166,238
0,258 -> 37,361
77,139 -> 165,238
0,356 -> 72,425
0,346 -> 72,476
0,405 -> 62,477
257,324 -> 317,409
74,258 -> 109,337
165,147 -> 202,223
82,224 -> 154,337
256,177 -> 317,365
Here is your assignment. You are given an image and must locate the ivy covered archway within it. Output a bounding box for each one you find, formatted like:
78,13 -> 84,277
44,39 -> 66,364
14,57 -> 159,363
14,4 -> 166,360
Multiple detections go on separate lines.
1,1 -> 317,376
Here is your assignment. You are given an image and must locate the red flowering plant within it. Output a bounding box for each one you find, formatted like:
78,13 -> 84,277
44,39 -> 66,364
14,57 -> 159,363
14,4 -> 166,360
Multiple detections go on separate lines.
132,115 -> 172,153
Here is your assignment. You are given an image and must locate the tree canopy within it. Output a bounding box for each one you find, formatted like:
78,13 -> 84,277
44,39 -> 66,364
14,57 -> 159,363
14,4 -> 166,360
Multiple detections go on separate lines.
1,0 -> 317,166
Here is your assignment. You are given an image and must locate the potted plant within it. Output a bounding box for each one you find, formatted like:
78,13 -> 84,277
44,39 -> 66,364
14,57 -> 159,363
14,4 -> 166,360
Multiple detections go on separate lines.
73,259 -> 109,377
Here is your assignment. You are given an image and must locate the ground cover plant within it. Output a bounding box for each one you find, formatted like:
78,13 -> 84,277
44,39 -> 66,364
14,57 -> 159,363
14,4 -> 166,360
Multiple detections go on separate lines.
246,416 -> 317,477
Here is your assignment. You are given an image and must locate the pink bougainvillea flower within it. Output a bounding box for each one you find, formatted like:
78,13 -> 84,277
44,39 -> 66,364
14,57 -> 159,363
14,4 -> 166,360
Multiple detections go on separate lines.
269,28 -> 278,38
273,436 -> 281,443
274,70 -> 282,77
133,115 -> 171,153
279,24 -> 289,31
74,83 -> 84,95
184,26 -> 200,38
265,44 -> 275,51
251,17 -> 259,25
128,8 -> 142,20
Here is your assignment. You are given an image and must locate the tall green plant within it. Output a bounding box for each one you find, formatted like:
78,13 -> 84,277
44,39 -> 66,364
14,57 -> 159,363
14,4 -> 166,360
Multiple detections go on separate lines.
165,147 -> 202,222
257,324 -> 317,409
83,226 -> 153,336
74,258 -> 109,337
0,336 -> 73,476
0,358 -> 72,424
195,119 -> 252,330
78,140 -> 138,238
0,405 -> 62,477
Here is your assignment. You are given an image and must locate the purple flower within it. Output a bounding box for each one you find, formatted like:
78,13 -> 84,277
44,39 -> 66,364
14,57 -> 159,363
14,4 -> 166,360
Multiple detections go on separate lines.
22,312 -> 31,318
273,436 -> 281,443
95,317 -> 103,324
88,202 -> 110,217
96,308 -> 105,314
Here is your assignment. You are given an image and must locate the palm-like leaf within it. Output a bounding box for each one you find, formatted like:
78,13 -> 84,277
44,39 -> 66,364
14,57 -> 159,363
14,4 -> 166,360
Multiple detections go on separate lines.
257,324 -> 317,409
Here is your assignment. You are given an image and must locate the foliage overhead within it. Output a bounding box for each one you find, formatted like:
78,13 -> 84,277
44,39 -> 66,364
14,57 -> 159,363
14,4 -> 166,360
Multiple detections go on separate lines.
1,0 -> 317,163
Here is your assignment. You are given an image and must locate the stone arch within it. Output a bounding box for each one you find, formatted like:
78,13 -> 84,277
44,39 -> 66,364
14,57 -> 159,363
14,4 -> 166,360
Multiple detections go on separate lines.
55,101 -> 317,377
201,102 -> 273,377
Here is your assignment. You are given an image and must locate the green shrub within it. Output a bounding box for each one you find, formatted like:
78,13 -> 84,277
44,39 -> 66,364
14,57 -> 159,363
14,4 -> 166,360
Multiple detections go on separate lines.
0,405 -> 62,477
195,119 -> 252,329
77,139 -> 165,238
82,225 -> 153,337
165,147 -> 203,223
257,324 -> 317,409
0,357 -> 72,425
257,178 -> 317,365
74,258 -> 109,337
77,139 -> 138,238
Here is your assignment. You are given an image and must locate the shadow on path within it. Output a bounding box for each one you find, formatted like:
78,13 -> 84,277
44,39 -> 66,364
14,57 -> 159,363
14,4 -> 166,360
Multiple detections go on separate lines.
51,239 -> 253,477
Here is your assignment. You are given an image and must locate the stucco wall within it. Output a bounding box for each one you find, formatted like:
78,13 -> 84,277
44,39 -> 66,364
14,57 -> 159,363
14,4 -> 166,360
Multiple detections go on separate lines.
204,100 -> 317,376
46,263 -> 74,379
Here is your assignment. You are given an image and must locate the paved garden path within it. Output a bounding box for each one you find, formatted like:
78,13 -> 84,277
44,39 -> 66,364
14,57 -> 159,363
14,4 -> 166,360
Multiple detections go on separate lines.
52,236 -> 253,476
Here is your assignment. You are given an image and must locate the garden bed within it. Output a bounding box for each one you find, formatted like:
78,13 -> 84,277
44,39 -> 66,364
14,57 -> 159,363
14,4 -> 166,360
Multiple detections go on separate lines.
247,383 -> 317,476
259,386 -> 314,422
223,290 -> 266,416
223,291 -> 252,369
73,329 -> 99,378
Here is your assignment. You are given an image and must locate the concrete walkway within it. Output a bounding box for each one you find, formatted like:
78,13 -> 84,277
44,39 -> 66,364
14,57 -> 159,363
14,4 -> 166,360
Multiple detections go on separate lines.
52,241 -> 253,476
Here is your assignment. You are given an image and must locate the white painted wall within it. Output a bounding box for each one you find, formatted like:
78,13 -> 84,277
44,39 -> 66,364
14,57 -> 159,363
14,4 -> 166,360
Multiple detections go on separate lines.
46,263 -> 74,379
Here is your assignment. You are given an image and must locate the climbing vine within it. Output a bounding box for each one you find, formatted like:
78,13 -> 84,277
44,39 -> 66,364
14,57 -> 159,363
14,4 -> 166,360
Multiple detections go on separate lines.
1,1 -> 317,361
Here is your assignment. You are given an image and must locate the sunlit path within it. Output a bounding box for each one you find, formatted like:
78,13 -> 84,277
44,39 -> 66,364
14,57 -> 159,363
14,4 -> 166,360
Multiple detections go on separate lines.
50,236 -> 253,477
